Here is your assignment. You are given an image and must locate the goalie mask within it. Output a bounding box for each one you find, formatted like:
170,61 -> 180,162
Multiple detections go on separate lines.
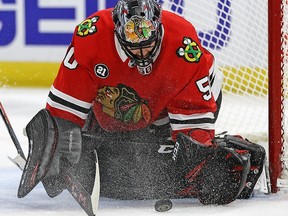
112,0 -> 163,74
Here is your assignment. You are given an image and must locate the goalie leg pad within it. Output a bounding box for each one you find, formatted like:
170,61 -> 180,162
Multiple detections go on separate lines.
198,146 -> 250,205
173,133 -> 215,198
41,175 -> 65,198
18,109 -> 58,198
173,133 -> 250,205
214,135 -> 266,199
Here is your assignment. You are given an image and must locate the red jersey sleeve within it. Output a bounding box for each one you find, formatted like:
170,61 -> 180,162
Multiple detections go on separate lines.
167,49 -> 217,143
46,39 -> 98,127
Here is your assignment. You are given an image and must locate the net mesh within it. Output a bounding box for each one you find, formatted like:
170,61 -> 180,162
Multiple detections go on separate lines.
161,0 -> 268,139
161,0 -> 287,187
161,0 -> 288,189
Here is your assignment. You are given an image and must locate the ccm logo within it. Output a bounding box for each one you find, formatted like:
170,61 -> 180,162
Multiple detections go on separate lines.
158,144 -> 175,154
172,142 -> 180,161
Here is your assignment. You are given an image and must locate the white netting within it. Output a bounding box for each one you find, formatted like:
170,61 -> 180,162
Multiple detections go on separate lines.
161,0 -> 288,188
161,0 -> 268,140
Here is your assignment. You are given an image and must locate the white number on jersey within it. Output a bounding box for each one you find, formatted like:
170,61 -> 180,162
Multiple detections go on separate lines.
63,47 -> 78,69
196,76 -> 212,101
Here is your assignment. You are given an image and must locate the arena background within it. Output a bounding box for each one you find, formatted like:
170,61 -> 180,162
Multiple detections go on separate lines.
0,0 -> 267,93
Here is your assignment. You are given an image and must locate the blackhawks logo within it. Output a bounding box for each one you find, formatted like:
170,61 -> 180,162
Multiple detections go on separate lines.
96,84 -> 151,124
124,15 -> 155,43
177,37 -> 202,63
77,16 -> 99,37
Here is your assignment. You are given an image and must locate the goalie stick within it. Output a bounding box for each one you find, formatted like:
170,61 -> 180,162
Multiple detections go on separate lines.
0,102 -> 26,169
63,151 -> 100,216
0,102 -> 100,216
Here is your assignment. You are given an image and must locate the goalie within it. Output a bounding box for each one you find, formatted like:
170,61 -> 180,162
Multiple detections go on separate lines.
17,0 -> 266,207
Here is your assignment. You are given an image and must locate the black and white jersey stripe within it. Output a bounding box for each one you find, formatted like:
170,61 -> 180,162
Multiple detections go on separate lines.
47,85 -> 92,120
168,112 -> 215,131
209,58 -> 223,101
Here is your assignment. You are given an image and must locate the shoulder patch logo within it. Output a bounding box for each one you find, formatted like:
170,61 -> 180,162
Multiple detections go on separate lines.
94,64 -> 109,79
77,16 -> 99,37
176,37 -> 202,63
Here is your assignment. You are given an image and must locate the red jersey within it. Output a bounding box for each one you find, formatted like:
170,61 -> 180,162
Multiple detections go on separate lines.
46,9 -> 223,142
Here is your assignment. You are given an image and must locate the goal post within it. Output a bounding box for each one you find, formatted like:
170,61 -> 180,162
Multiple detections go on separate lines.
268,0 -> 282,193
160,0 -> 288,193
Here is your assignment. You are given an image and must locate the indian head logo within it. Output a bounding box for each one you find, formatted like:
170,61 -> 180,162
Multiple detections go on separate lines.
96,84 -> 151,124
124,15 -> 155,43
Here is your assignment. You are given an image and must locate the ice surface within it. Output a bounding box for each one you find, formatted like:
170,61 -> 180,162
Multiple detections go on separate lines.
0,88 -> 287,216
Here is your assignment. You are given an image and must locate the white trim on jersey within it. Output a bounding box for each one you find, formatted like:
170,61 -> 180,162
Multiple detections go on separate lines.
114,34 -> 127,62
50,85 -> 91,108
168,112 -> 215,131
170,122 -> 215,131
47,85 -> 92,120
209,58 -> 223,101
169,112 -> 215,120
47,97 -> 90,120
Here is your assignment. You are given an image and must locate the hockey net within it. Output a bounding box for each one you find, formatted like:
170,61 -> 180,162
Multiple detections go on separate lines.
160,0 -> 288,192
